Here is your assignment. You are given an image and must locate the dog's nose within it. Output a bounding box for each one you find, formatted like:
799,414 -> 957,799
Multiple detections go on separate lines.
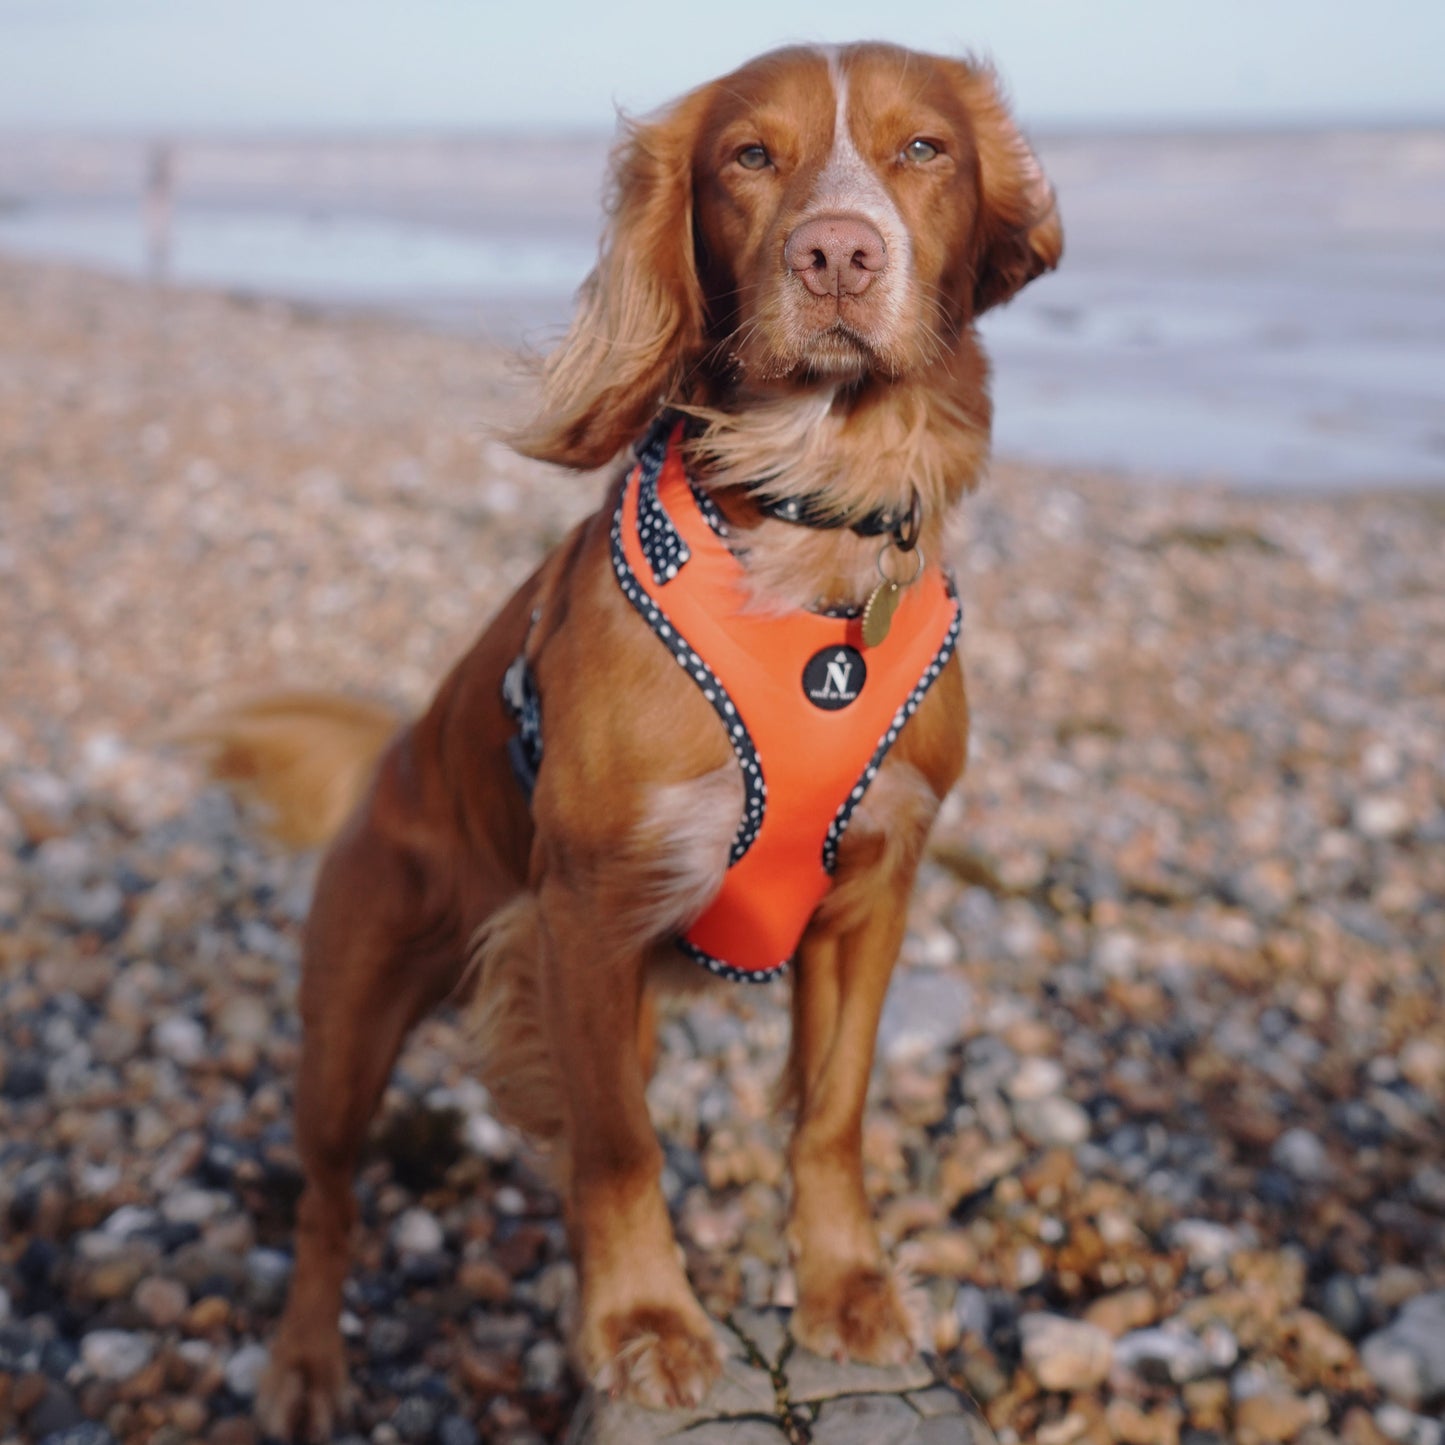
784,214 -> 887,298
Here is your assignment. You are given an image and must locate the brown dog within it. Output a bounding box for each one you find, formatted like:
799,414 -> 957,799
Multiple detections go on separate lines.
194,42 -> 1060,1440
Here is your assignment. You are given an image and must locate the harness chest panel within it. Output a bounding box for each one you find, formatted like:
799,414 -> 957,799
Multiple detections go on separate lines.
607,423 -> 962,981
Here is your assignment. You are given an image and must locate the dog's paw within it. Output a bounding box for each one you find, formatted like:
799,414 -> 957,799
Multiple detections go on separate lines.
257,1328 -> 354,1443
590,1305 -> 724,1410
793,1266 -> 918,1367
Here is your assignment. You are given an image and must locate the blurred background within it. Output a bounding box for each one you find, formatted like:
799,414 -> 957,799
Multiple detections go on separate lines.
2,0 -> 1443,489
2,5 -> 1444,1445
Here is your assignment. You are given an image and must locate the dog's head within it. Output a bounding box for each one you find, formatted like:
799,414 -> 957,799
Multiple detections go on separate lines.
516,42 -> 1061,470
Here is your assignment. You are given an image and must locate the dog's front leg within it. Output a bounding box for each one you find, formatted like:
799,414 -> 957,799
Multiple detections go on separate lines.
536,877 -> 722,1409
783,744 -> 962,1368
786,862 -> 919,1366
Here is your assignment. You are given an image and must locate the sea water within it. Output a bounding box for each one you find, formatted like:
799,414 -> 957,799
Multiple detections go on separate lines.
2,128 -> 1440,491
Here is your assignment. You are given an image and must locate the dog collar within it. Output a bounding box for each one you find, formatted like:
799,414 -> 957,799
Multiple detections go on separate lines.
664,415 -> 923,548
752,488 -> 922,547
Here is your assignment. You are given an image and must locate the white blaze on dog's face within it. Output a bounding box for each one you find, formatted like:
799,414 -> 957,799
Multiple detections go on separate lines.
775,48 -> 916,379
691,43 -> 1060,387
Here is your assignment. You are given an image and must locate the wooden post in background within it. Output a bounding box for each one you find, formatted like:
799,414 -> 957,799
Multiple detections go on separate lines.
145,139 -> 173,283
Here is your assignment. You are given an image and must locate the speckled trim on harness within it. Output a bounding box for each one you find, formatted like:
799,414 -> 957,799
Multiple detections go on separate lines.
611,424 -> 767,870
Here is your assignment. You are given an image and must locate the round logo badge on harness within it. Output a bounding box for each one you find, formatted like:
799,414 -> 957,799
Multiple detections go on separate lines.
802,645 -> 866,711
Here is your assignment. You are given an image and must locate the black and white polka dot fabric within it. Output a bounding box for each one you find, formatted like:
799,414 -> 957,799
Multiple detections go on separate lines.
611,434 -> 767,867
636,453 -> 691,586
678,937 -> 790,984
687,478 -> 730,538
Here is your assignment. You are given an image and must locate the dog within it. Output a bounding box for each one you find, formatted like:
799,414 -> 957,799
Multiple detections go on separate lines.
191,41 -> 1060,1440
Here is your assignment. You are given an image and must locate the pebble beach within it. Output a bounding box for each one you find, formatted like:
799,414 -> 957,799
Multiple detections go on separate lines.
1,254 -> 1443,1444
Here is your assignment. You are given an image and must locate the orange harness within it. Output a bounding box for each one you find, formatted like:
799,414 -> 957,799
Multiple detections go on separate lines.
606,422 -> 962,981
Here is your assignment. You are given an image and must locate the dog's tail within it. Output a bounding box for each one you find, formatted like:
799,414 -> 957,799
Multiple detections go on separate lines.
175,691 -> 403,848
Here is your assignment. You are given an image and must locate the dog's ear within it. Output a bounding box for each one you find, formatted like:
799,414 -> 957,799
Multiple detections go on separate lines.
950,60 -> 1062,316
510,92 -> 710,470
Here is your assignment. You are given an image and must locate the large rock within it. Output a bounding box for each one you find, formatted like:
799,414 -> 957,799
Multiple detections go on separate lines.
565,1309 -> 994,1444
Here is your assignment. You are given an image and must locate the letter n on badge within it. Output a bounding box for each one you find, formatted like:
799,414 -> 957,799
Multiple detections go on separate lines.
803,645 -> 866,711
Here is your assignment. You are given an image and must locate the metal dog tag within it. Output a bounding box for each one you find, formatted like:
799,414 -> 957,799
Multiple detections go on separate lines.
862,580 -> 900,647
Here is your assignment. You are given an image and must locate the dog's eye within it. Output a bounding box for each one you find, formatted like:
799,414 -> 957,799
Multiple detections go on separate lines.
903,138 -> 940,163
736,144 -> 771,171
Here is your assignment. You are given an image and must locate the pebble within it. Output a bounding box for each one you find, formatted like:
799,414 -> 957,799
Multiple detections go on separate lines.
1322,1275 -> 1369,1339
1036,1413 -> 1091,1445
1410,1164 -> 1445,1213
133,1277 -> 188,1328
217,1341 -> 269,1399
30,1388 -> 86,1438
523,1339 -> 568,1392
1270,1128 -> 1331,1182
1092,930 -> 1140,979
1106,1399 -> 1184,1445
954,1285 -> 991,1338
36,1426 -> 116,1445
150,1013 -> 206,1065
1005,1055 -> 1067,1101
242,1247 -> 294,1310
1375,1403 -> 1445,1445
100,1205 -> 159,1240
1013,1095 -> 1091,1147
169,1399 -> 208,1435
367,1316 -> 412,1362
1399,1039 -> 1445,1094
1354,795 -> 1411,839
392,1396 -> 442,1443
463,1110 -> 517,1162
1019,1312 -> 1114,1391
1373,1267 -> 1427,1311
391,1207 -> 446,1257
437,1416 -> 481,1445
209,1420 -> 259,1445
1114,1326 -> 1213,1384
1360,1291 -> 1445,1409
79,1330 -> 154,1382
1084,1287 -> 1157,1337
493,1187 -> 530,1219
162,1187 -> 230,1225
876,968 -> 972,1062
898,1229 -> 979,1280
59,880 -> 126,930
84,1253 -> 149,1302
214,994 -> 272,1044
185,1296 -> 232,1334
1171,1219 -> 1245,1269
1234,1390 -> 1326,1443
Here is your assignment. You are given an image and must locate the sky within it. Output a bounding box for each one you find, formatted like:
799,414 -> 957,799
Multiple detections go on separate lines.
0,0 -> 1440,134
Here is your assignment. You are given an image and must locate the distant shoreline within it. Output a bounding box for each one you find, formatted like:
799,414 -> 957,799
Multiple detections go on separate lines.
3,126 -> 1442,494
